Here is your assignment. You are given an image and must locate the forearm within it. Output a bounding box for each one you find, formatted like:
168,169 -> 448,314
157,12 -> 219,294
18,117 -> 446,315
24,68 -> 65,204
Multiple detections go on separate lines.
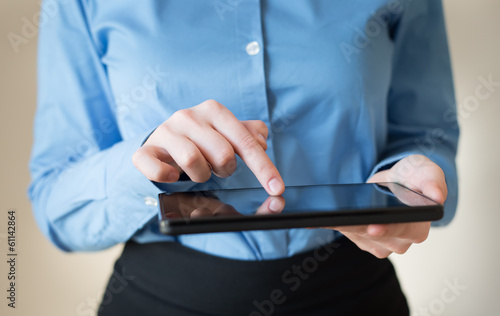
29,131 -> 165,251
370,0 -> 459,225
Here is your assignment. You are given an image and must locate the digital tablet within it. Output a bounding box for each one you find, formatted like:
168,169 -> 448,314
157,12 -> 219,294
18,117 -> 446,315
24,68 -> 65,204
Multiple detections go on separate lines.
158,182 -> 443,235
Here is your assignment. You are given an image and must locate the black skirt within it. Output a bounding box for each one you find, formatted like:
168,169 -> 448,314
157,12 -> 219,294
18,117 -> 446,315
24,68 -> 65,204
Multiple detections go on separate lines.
98,237 -> 409,316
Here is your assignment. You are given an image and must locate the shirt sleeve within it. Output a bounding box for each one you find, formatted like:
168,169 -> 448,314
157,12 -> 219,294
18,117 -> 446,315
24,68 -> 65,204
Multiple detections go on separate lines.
29,0 -> 166,251
368,0 -> 460,226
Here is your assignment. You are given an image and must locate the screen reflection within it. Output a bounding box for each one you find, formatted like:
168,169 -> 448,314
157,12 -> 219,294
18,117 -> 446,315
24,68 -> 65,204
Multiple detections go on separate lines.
159,183 -> 439,222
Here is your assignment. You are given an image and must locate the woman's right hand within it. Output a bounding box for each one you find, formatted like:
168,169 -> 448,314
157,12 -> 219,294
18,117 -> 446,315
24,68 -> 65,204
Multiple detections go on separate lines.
132,99 -> 285,196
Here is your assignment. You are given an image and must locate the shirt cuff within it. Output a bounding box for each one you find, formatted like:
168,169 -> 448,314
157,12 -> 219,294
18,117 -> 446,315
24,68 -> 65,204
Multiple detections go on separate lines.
367,151 -> 416,181
103,130 -> 164,247
105,130 -> 197,246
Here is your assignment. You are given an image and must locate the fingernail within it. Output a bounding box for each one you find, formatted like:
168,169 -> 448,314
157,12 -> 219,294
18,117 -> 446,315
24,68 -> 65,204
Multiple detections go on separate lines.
269,199 -> 282,212
268,178 -> 283,195
258,134 -> 267,143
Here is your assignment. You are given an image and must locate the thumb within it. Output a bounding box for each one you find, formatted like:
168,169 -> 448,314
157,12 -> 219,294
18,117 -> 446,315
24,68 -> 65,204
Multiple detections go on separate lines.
366,169 -> 392,183
420,180 -> 447,204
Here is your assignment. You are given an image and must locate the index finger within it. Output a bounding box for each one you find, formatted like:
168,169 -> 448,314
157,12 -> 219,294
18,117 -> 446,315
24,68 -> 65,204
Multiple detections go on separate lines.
207,104 -> 285,195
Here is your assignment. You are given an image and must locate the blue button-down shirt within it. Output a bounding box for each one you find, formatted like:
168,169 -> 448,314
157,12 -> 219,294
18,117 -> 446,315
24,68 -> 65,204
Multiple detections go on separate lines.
29,0 -> 458,260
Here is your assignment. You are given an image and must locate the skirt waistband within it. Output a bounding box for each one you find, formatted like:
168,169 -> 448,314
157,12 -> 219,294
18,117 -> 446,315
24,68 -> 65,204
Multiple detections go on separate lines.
99,237 -> 408,316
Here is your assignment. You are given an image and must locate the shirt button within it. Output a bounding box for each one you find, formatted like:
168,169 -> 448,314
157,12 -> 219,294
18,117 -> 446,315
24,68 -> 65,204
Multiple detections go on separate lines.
246,41 -> 260,55
144,196 -> 158,207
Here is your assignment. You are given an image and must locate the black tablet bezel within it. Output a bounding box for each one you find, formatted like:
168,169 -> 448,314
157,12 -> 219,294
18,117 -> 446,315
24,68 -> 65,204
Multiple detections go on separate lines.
158,183 -> 443,235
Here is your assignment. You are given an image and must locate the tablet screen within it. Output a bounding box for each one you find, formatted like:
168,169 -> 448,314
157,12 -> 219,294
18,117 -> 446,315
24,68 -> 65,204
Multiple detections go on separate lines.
158,183 -> 441,234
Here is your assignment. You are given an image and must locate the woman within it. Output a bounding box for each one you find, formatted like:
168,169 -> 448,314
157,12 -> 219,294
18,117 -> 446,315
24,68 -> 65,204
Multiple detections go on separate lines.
29,0 -> 458,315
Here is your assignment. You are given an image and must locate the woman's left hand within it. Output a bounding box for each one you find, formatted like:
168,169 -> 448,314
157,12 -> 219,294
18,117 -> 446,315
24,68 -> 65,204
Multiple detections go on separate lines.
328,154 -> 447,259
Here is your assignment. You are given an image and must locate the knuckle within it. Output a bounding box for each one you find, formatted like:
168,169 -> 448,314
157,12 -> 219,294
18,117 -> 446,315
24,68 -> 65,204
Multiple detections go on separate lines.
239,133 -> 261,154
178,151 -> 200,170
145,124 -> 172,145
257,120 -> 268,133
436,166 -> 445,177
246,120 -> 268,136
171,108 -> 195,122
412,231 -> 429,244
214,149 -> 235,169
355,242 -> 379,257
192,171 -> 212,183
365,244 -> 390,259
391,243 -> 411,255
255,162 -> 276,179
154,123 -> 172,137
201,99 -> 223,111
356,243 -> 371,254
132,148 -> 145,168
413,154 -> 427,161
132,147 -> 168,182
373,249 -> 390,259
148,168 -> 165,182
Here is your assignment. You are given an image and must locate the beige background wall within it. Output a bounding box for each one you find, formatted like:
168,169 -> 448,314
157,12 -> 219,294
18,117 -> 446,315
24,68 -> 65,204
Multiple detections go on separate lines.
0,1 -> 498,315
